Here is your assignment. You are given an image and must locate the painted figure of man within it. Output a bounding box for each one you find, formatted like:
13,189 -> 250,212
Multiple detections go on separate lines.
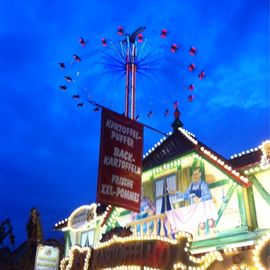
170,167 -> 216,234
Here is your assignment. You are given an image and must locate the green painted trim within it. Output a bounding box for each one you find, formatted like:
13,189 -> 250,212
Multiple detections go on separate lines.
64,232 -> 68,256
199,156 -> 247,187
67,231 -> 72,248
215,184 -> 237,226
250,175 -> 270,206
200,160 -> 206,180
208,179 -> 229,189
105,217 -> 119,232
191,226 -> 251,250
64,231 -> 73,256
237,187 -> 247,227
176,164 -> 181,191
190,158 -> 199,175
104,208 -> 117,227
247,186 -> 258,230
142,151 -> 195,174
192,228 -> 270,252
119,210 -> 130,217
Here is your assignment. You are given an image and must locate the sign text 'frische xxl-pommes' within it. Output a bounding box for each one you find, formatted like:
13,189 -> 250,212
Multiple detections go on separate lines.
97,108 -> 143,212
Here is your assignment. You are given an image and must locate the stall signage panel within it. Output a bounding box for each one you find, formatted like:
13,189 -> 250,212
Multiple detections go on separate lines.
68,204 -> 96,231
34,244 -> 60,270
97,108 -> 143,212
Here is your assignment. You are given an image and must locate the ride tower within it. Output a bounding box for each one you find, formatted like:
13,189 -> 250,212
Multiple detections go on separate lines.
122,27 -> 146,120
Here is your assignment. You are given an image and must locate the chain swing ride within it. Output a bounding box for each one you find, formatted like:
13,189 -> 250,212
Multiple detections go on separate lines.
58,26 -> 206,121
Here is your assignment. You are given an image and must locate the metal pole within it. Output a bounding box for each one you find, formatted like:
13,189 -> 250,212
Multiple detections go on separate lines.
131,44 -> 137,120
124,32 -> 141,120
125,37 -> 131,118
125,63 -> 130,117
131,63 -> 136,120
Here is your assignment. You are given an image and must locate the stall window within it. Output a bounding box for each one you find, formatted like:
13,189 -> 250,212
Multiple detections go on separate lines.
80,230 -> 94,247
155,174 -> 176,214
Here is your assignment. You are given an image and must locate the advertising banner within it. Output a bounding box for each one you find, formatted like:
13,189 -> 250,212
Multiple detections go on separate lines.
97,108 -> 143,212
34,244 -> 60,270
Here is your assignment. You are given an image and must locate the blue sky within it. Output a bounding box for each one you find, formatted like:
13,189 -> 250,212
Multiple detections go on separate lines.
0,0 -> 269,247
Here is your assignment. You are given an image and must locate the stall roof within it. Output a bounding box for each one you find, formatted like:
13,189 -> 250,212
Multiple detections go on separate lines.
143,127 -> 254,187
229,150 -> 261,169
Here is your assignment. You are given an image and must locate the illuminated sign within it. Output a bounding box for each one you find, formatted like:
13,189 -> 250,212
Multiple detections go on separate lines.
97,108 -> 144,212
60,233 -> 223,270
34,244 -> 60,270
68,204 -> 97,231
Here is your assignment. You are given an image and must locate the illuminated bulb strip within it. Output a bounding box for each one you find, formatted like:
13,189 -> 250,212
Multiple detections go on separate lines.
175,249 -> 223,270
175,231 -> 193,239
179,128 -> 196,138
94,234 -> 177,250
101,266 -> 161,270
245,166 -> 265,175
200,147 -> 249,184
178,128 -> 198,145
143,155 -> 195,178
101,266 -> 141,270
187,250 -> 223,268
102,265 -> 162,270
60,257 -> 69,270
61,246 -> 91,270
223,246 -> 240,254
230,142 -> 265,159
55,219 -> 67,228
260,139 -> 270,146
143,154 -> 197,178
144,135 -> 172,159
143,155 -> 188,178
192,154 -> 202,160
173,262 -> 187,269
253,233 -> 270,270
187,130 -> 196,137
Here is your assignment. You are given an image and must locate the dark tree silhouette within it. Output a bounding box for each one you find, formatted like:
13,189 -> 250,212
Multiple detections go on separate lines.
0,219 -> 15,250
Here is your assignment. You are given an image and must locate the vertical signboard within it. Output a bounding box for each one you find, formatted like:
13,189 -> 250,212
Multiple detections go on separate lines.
97,108 -> 143,212
34,244 -> 60,270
